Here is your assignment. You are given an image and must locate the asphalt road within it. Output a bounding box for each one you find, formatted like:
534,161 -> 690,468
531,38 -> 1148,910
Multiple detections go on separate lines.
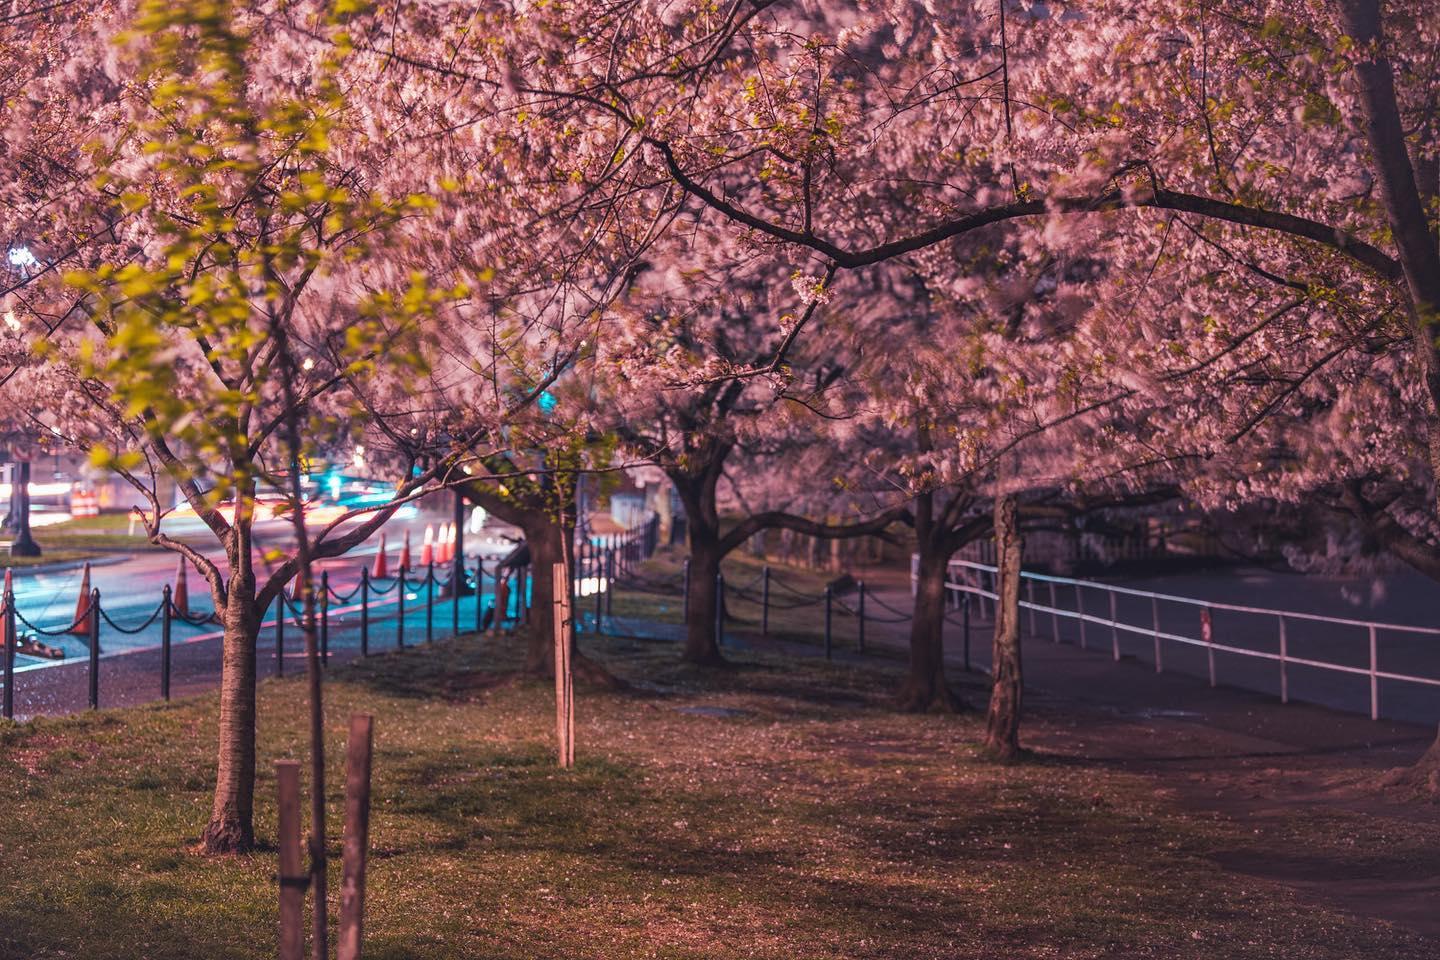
4,504 -> 523,670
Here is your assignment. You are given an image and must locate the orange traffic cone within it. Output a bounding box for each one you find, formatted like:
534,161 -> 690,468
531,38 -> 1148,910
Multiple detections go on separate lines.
437,526 -> 452,596
173,555 -> 190,618
399,529 -> 412,571
372,531 -> 389,579
70,562 -> 93,636
420,524 -> 434,567
442,523 -> 454,564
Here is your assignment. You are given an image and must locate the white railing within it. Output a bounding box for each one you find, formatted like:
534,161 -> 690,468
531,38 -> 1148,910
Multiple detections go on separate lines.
911,555 -> 1440,722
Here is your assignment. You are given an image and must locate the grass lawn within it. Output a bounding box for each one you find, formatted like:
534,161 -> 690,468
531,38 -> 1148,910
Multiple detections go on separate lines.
0,627 -> 1432,958
2,514 -> 162,568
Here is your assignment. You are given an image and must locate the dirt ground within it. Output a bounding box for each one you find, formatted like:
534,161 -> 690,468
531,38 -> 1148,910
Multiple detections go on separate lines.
618,554 -> 1440,944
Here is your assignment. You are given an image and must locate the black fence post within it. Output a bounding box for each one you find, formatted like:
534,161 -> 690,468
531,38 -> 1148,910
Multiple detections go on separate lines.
425,563 -> 435,644
605,547 -> 614,618
452,562 -> 461,639
360,567 -> 370,657
683,558 -> 691,621
320,570 -> 330,667
161,584 -> 173,700
824,584 -> 833,660
3,582 -> 15,720
475,559 -> 485,634
761,565 -> 770,637
276,593 -> 286,677
962,593 -> 971,673
397,567 -> 407,650
857,580 -> 866,654
88,588 -> 100,710
593,547 -> 603,634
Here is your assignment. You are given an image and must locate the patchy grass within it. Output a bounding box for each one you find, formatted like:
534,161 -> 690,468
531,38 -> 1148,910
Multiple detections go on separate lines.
0,628 -> 1433,958
1,514 -> 165,567
0,547 -> 114,569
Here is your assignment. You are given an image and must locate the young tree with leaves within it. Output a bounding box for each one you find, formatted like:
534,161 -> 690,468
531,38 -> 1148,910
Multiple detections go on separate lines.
1,0 -> 477,852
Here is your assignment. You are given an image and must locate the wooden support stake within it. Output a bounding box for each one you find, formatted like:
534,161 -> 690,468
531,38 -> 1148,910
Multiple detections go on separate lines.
276,760 -> 305,960
552,562 -> 574,769
337,714 -> 375,960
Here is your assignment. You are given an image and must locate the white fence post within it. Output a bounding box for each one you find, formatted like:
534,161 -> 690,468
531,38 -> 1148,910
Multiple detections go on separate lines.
1202,607 -> 1215,687
1077,585 -> 1087,650
1050,581 -> 1060,643
1151,596 -> 1162,673
1278,615 -> 1288,704
1026,577 -> 1037,634
1109,590 -> 1120,661
1369,625 -> 1379,720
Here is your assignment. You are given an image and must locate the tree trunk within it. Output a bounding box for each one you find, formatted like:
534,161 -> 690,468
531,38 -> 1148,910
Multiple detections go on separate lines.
520,516 -> 566,673
519,515 -> 625,688
1332,0 -> 1440,794
1380,724 -> 1440,799
202,576 -> 260,853
652,480 -> 674,547
6,461 -> 40,557
897,538 -> 962,712
683,534 -> 724,665
984,495 -> 1024,761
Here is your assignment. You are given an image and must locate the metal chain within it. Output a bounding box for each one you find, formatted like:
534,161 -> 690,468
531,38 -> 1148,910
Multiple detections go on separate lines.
326,580 -> 364,604
100,601 -> 166,635
13,607 -> 90,637
174,608 -> 221,627
368,575 -> 401,596
729,585 -> 824,610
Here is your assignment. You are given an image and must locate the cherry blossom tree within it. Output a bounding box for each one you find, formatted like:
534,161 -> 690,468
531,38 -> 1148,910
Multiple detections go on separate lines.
0,0 -> 484,852
591,225 -> 909,663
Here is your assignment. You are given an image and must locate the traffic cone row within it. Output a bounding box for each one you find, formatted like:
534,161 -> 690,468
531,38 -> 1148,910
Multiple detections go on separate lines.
435,523 -> 457,565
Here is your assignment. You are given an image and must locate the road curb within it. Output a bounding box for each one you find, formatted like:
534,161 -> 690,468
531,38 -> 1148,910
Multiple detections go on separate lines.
3,554 -> 134,578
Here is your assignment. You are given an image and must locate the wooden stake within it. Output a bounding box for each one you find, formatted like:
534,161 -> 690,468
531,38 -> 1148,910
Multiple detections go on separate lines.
337,714 -> 375,960
276,760 -> 305,960
552,562 -> 574,769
